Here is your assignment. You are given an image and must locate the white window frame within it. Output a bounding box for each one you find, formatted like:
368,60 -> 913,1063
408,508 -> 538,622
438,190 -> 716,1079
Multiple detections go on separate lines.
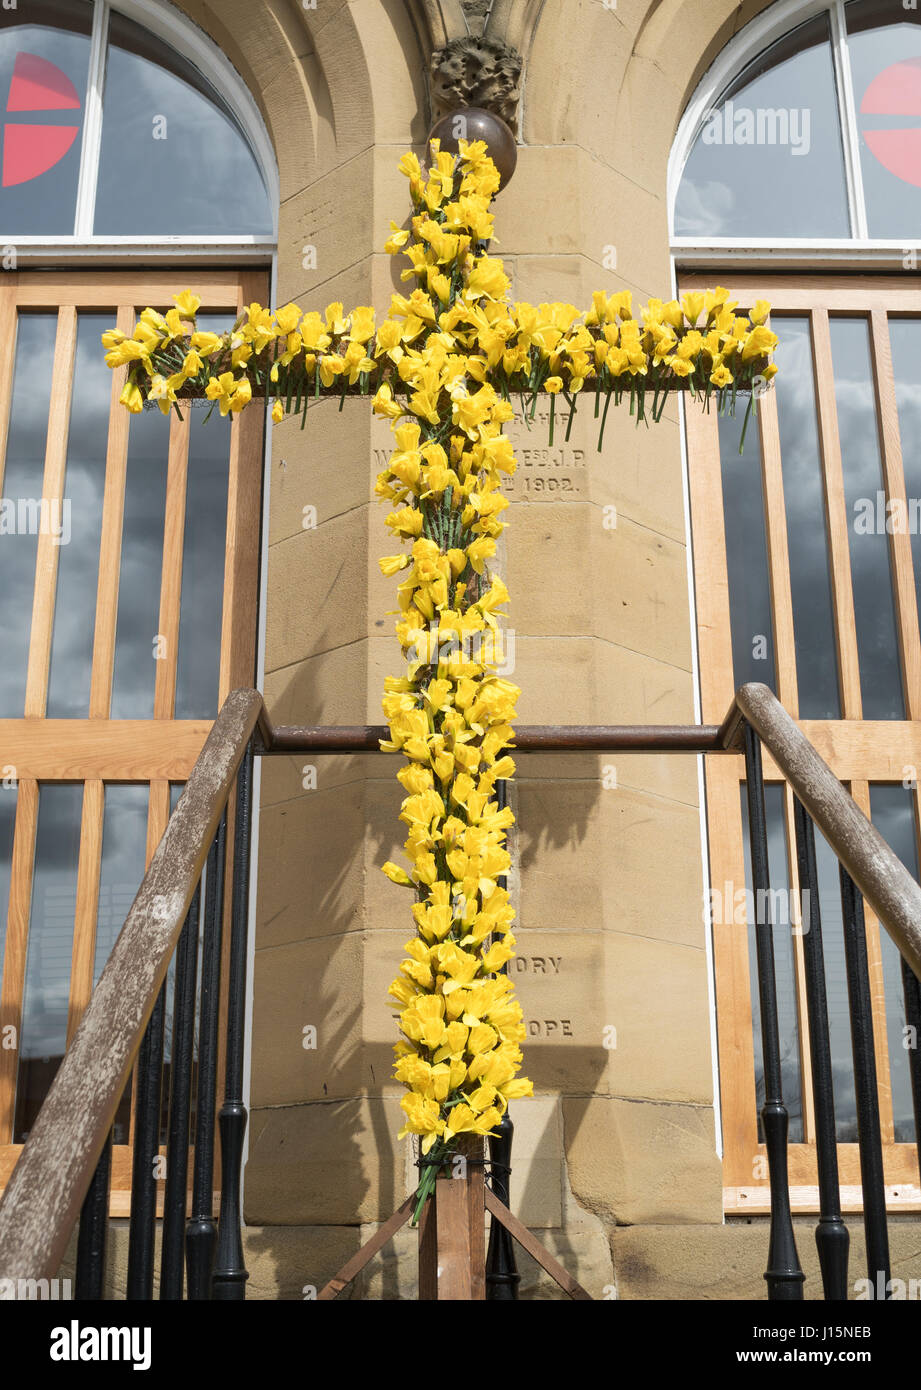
670,0 -> 921,1184
668,0 -> 921,271
5,0 -> 278,264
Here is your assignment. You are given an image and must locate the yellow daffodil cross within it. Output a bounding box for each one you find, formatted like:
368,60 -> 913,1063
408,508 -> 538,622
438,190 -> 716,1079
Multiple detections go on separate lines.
103,139 -> 778,1226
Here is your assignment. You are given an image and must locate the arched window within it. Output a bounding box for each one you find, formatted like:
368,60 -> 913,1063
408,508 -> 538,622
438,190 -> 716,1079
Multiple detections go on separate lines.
1,0 -> 275,246
672,2 -> 921,1216
0,1 -> 273,1177
672,0 -> 921,246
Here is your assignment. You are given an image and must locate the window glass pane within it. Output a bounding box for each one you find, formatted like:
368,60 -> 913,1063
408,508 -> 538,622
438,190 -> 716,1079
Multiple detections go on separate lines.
811,816 -> 858,1141
13,781 -> 82,1142
830,317 -> 904,719
845,0 -> 921,239
94,12 -> 272,236
775,317 -> 840,719
0,0 -> 93,236
175,314 -> 235,718
93,783 -> 148,988
159,781 -> 185,1145
92,782 -> 148,1142
0,313 -> 57,715
890,319 -> 921,638
741,783 -> 803,1142
110,406 -> 169,719
46,314 -> 110,717
0,783 -> 17,972
675,13 -> 850,239
718,402 -> 776,695
868,783 -> 918,1145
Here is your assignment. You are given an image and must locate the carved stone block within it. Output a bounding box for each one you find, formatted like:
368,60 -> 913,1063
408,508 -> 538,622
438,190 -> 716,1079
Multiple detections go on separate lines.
430,36 -> 523,133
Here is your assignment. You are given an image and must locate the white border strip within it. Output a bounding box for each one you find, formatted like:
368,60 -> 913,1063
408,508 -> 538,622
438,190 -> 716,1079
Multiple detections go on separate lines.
829,0 -> 869,239
73,0 -> 109,236
668,252 -> 724,1167
239,250 -> 278,1213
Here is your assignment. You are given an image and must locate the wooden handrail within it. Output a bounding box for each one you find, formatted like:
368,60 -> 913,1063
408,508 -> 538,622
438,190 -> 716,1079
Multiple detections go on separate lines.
0,688 -> 264,1282
735,682 -> 921,982
259,722 -> 739,754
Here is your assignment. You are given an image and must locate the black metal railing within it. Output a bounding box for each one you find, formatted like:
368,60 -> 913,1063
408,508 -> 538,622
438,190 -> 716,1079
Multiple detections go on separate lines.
73,745 -> 255,1301
738,688 -> 921,1301
4,680 -> 921,1301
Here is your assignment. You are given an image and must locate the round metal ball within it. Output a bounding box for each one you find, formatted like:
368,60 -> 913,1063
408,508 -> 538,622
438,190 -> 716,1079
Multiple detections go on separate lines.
426,107 -> 518,189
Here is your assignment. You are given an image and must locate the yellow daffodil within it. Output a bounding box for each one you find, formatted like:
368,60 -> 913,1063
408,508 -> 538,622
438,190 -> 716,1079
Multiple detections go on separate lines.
173,290 -> 201,319
101,145 -> 776,1213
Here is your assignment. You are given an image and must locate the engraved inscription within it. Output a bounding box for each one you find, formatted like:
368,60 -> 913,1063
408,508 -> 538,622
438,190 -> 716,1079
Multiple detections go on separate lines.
514,956 -> 562,974
527,1018 -> 573,1038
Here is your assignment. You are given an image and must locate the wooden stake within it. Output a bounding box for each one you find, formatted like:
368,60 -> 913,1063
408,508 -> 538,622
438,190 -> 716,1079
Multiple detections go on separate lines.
418,1187 -> 438,1300
432,1137 -> 485,1299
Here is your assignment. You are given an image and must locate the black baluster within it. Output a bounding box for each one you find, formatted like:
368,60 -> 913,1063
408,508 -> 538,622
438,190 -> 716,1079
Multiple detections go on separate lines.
127,984 -> 166,1300
900,955 -> 921,1188
743,725 -> 804,1300
212,745 -> 253,1300
792,801 -> 849,1299
839,866 -> 890,1299
160,886 -> 201,1299
75,1132 -> 113,1300
485,774 -> 520,1299
187,817 -> 227,1299
486,1112 -> 519,1300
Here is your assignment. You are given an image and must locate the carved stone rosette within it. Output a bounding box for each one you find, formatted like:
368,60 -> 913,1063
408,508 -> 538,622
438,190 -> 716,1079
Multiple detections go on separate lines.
430,36 -> 523,135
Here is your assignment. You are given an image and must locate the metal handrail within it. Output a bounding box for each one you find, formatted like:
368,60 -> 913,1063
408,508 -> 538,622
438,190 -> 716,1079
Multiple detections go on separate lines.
0,688 -> 265,1282
3,678 -> 921,1294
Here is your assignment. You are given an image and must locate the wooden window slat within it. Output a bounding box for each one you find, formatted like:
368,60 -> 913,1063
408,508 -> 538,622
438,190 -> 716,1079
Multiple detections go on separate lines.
870,308 -> 921,720
24,308 -> 78,718
0,780 -> 39,1144
758,383 -> 798,715
89,305 -> 134,720
683,399 -> 734,724
66,780 -> 105,1046
705,757 -> 759,1188
153,414 -> 191,719
219,270 -> 266,703
811,309 -> 862,721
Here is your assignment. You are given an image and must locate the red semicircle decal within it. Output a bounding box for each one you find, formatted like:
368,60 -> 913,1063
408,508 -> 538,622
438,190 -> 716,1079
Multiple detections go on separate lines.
863,127 -> 921,189
2,123 -> 79,187
861,56 -> 921,117
7,51 -> 81,113
860,59 -> 921,188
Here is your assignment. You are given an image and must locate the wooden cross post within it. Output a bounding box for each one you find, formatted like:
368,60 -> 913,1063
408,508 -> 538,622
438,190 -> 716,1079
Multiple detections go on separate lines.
315,1133 -> 591,1300
104,130 -> 776,1302
418,1136 -> 486,1300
